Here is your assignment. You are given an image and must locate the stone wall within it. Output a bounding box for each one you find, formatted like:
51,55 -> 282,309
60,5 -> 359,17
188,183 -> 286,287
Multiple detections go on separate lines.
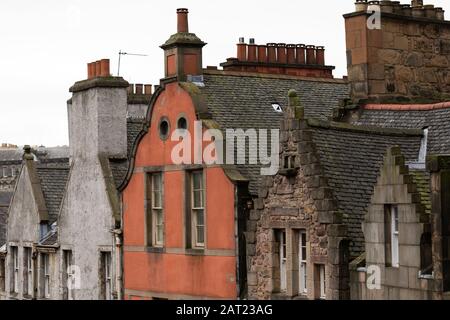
345,9 -> 450,102
246,91 -> 349,300
354,147 -> 442,299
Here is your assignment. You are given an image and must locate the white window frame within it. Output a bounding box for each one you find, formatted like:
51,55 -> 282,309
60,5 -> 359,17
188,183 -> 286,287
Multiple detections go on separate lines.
151,173 -> 164,247
391,206 -> 400,268
23,247 -> 33,296
43,254 -> 50,298
191,171 -> 205,248
0,257 -> 5,292
64,250 -> 74,300
319,264 -> 326,300
12,246 -> 19,294
101,252 -> 112,300
298,230 -> 307,295
278,230 -> 287,292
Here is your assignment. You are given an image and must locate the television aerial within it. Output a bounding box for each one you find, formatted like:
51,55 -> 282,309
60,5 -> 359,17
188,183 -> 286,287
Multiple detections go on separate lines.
117,50 -> 148,76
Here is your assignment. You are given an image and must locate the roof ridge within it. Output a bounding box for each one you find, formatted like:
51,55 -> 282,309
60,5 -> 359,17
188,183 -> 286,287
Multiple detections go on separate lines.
203,69 -> 348,84
307,118 -> 424,136
364,102 -> 450,111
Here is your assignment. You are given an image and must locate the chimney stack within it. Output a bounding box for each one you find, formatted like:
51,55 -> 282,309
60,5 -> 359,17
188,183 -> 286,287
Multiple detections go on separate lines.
221,40 -> 334,78
161,8 -> 205,80
70,58 -> 129,160
345,0 -> 450,102
177,8 -> 189,33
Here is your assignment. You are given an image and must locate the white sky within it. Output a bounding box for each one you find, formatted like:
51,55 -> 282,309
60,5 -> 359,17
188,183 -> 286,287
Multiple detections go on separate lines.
1,0 -> 449,147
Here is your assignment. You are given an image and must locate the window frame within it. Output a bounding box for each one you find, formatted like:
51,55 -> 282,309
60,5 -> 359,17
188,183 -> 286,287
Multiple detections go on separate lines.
100,251 -> 112,300
391,205 -> 400,268
63,250 -> 74,300
145,172 -> 165,248
298,230 -> 307,295
11,246 -> 19,294
41,253 -> 50,299
0,257 -> 5,293
277,229 -> 287,293
190,170 -> 205,249
23,247 -> 33,297
319,264 -> 326,300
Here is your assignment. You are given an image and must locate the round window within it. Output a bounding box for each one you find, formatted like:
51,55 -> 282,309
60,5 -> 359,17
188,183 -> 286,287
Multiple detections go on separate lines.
177,117 -> 187,130
159,118 -> 170,140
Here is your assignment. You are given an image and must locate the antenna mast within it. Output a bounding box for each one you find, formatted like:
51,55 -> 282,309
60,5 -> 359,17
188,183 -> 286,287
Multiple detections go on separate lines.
117,50 -> 148,76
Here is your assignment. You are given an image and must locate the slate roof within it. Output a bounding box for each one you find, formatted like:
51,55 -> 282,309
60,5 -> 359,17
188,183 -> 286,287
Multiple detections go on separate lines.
200,71 -> 350,194
352,107 -> 450,155
36,162 -> 70,223
309,122 -> 422,257
40,229 -> 58,246
109,118 -> 145,189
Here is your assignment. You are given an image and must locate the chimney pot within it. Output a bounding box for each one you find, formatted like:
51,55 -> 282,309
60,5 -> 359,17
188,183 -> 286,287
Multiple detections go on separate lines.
267,43 -> 277,63
287,44 -> 296,64
423,5 -> 436,19
100,59 -> 110,77
87,62 -> 95,79
127,84 -> 135,95
276,43 -> 287,64
315,46 -> 325,66
411,0 -> 423,8
144,84 -> 153,95
239,37 -> 245,44
135,84 -> 143,95
296,44 -> 306,64
401,4 -> 412,16
306,45 -> 316,65
95,61 -> 101,77
436,8 -> 445,20
412,6 -> 424,17
249,38 -> 255,44
177,8 -> 189,33
258,45 -> 268,63
355,0 -> 368,12
248,41 -> 257,62
237,40 -> 248,62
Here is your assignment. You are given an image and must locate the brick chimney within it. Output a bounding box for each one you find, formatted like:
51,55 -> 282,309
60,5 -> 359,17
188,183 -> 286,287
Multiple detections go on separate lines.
68,59 -> 129,160
160,8 -> 206,81
221,38 -> 334,78
345,0 -> 450,103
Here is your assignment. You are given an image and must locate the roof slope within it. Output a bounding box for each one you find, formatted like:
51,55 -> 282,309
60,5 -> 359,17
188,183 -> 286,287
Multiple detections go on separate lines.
109,118 -> 145,189
200,71 -> 350,194
352,108 -> 450,155
36,162 -> 70,223
309,122 -> 422,256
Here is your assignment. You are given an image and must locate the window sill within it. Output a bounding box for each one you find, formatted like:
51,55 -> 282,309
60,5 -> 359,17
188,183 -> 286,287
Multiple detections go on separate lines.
185,249 -> 205,256
146,247 -> 164,254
